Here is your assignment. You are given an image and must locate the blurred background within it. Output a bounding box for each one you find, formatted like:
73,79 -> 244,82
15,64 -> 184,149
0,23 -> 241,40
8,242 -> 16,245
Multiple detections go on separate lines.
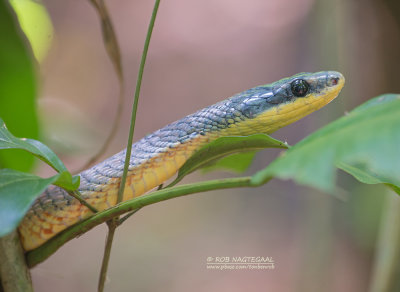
7,0 -> 400,291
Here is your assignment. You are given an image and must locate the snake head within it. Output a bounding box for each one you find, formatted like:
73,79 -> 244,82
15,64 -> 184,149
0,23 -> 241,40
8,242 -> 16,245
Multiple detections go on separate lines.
230,71 -> 345,133
235,71 -> 345,119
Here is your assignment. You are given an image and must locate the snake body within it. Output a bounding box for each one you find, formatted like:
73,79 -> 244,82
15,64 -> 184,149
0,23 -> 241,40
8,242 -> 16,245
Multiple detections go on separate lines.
19,71 -> 345,251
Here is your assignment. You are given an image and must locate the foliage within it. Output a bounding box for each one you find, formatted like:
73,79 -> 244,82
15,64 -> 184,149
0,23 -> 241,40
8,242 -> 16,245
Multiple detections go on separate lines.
167,134 -> 288,188
0,169 -> 78,237
0,0 -> 38,172
9,0 -> 53,62
0,118 -> 79,236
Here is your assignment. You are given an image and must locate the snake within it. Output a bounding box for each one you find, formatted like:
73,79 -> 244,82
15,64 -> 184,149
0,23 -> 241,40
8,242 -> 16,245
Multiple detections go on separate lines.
19,71 -> 345,251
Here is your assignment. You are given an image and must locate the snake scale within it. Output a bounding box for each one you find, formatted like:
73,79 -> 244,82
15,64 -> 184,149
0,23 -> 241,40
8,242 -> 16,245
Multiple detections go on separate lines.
19,71 -> 345,251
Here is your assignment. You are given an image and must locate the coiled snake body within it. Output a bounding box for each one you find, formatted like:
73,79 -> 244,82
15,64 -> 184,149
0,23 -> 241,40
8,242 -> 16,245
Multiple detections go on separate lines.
19,71 -> 345,251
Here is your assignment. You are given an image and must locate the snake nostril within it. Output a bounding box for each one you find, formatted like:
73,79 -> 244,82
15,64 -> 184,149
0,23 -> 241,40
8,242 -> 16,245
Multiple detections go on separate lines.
331,77 -> 339,86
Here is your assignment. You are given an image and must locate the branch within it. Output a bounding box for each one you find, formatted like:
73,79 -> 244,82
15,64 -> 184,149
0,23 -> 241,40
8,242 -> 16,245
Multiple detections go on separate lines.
0,231 -> 33,292
26,175 -> 270,267
97,0 -> 161,290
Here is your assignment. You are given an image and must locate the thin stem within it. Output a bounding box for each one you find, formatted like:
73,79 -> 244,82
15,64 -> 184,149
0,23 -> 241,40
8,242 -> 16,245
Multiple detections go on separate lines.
98,219 -> 117,292
96,1 -> 161,290
118,208 -> 141,226
117,0 -> 160,204
27,175 -> 271,267
68,190 -> 98,213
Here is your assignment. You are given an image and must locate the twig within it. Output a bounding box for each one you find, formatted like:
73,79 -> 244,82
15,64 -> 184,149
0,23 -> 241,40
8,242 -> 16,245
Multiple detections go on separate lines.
117,208 -> 141,226
0,231 -> 33,292
117,0 -> 160,204
68,190 -> 98,213
27,175 -> 271,267
98,219 -> 117,292
97,1 -> 161,290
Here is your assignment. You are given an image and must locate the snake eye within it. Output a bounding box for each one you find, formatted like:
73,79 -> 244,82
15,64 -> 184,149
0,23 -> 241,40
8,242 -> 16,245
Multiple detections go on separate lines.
291,79 -> 309,97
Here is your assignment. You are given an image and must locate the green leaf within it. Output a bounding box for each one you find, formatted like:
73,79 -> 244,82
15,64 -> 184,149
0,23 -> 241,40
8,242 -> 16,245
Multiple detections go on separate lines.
337,162 -> 400,195
0,0 -> 39,172
52,171 -> 80,191
0,118 -> 68,173
167,134 -> 288,188
351,94 -> 399,113
9,0 -> 54,62
202,151 -> 257,173
0,118 -> 79,191
252,94 -> 400,193
0,169 -> 58,237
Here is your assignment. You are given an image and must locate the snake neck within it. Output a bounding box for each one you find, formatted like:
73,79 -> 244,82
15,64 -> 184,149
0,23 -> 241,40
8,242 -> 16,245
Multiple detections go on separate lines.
78,101 -> 254,203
